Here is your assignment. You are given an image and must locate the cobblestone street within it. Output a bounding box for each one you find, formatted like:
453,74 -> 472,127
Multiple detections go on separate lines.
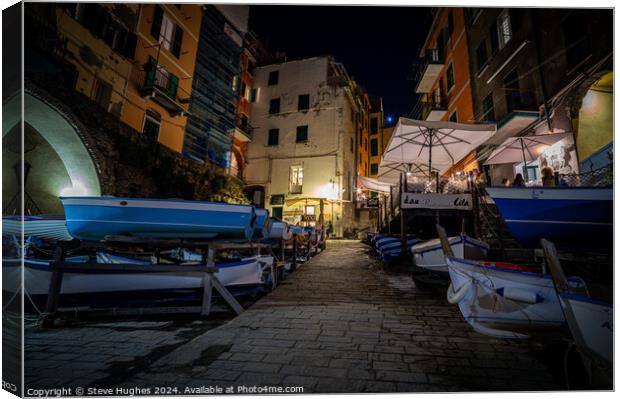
25,240 -> 562,393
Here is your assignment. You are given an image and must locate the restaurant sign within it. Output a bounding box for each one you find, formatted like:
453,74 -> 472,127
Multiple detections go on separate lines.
401,193 -> 473,210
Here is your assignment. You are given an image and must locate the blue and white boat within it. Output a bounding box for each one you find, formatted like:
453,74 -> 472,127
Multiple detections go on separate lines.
268,220 -> 292,240
375,236 -> 422,261
445,256 -> 585,339
60,197 -> 255,241
3,254 -> 266,308
485,187 -> 613,249
251,209 -> 272,240
412,234 -> 489,273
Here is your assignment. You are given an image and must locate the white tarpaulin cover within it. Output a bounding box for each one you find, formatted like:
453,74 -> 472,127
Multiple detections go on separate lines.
484,132 -> 573,165
356,175 -> 393,193
382,118 -> 497,176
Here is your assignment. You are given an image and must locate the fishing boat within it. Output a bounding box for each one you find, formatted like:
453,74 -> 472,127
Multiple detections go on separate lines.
485,187 -> 613,249
3,254 -> 266,308
412,235 -> 489,273
376,237 -> 423,261
60,197 -> 256,241
269,220 -> 292,240
445,256 -> 585,339
251,209 -> 272,240
2,215 -> 73,241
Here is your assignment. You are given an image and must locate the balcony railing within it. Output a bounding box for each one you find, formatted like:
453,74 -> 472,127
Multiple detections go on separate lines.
132,64 -> 191,117
420,93 -> 448,121
233,118 -> 253,141
414,49 -> 445,93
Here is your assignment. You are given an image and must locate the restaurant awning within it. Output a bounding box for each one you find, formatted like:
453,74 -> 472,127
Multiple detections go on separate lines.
484,132 -> 574,165
381,118 -> 497,176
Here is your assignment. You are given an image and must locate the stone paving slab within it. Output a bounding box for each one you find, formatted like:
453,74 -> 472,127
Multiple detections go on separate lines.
23,240 -> 564,393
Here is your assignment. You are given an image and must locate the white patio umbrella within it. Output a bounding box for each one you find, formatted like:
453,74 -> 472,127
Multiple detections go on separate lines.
376,160 -> 438,185
483,132 -> 574,167
357,175 -> 394,194
382,118 -> 497,177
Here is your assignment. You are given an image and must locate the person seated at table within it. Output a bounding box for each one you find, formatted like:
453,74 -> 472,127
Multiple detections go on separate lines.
541,167 -> 556,187
501,178 -> 511,186
512,173 -> 525,186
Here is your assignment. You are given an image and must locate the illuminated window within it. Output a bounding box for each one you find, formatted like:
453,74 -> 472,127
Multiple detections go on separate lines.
290,166 -> 303,194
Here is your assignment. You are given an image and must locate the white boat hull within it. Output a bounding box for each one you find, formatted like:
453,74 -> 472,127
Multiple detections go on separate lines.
446,257 -> 571,339
560,293 -> 613,365
3,257 -> 265,301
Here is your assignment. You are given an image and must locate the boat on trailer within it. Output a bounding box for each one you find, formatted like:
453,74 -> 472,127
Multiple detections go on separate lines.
3,254 -> 267,308
269,220 -> 292,240
412,235 -> 489,273
445,256 -> 585,339
485,187 -> 612,249
60,197 -> 256,241
2,215 -> 74,241
251,209 -> 272,240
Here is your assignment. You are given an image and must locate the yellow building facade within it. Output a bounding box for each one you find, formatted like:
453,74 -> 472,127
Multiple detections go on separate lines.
121,4 -> 202,153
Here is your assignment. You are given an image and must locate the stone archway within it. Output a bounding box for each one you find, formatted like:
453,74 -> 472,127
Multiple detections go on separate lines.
2,92 -> 101,215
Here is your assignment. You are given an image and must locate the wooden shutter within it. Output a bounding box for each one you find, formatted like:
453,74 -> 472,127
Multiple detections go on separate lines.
150,5 -> 163,39
172,26 -> 183,58
167,74 -> 179,99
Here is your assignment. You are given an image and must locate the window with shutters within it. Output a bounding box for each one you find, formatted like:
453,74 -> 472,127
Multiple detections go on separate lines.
142,110 -> 161,141
482,93 -> 495,121
296,126 -> 308,143
370,139 -> 378,156
370,117 -> 378,134
268,129 -> 279,146
151,5 -> 183,58
268,71 -> 279,85
497,10 -> 512,49
93,79 -> 112,111
298,94 -> 310,111
269,98 -> 280,114
446,63 -> 455,92
370,163 -> 379,175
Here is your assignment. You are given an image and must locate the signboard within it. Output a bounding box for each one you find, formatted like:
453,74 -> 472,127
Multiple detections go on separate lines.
366,198 -> 380,208
401,193 -> 473,210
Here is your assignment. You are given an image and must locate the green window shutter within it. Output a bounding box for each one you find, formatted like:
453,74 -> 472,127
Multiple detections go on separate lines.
145,56 -> 157,87
167,74 -> 179,99
151,5 -> 163,39
172,26 -> 183,58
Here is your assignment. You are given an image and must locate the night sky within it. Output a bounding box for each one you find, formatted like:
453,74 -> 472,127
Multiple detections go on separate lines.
248,5 -> 432,122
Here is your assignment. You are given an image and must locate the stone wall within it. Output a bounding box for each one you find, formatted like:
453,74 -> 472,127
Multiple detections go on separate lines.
26,75 -> 248,204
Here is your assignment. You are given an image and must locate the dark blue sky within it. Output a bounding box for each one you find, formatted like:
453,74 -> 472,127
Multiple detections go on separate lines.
248,5 -> 431,121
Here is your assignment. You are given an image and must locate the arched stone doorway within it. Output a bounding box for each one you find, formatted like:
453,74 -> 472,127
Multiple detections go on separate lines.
2,92 -> 101,215
575,72 -> 613,171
